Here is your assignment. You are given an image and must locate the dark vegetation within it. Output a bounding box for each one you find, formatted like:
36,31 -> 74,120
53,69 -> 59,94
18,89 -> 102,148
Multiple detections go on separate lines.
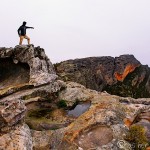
105,66 -> 150,98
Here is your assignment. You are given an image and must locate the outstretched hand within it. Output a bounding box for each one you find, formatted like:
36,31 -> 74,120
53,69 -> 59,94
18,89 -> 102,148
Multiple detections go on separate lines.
32,27 -> 34,29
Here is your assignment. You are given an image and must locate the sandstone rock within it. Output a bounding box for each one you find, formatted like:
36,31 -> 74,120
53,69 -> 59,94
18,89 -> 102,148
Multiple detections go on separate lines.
0,124 -> 32,150
75,125 -> 113,149
136,110 -> 150,122
0,81 -> 65,132
58,100 -> 128,149
0,84 -> 34,98
0,45 -> 57,88
106,65 -> 150,98
0,80 -> 148,149
32,127 -> 68,150
32,130 -> 53,150
131,109 -> 150,141
0,80 -> 64,103
0,99 -> 26,129
59,82 -> 99,106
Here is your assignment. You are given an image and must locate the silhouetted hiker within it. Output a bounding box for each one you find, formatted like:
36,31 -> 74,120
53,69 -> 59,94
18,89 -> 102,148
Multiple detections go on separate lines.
18,21 -> 34,45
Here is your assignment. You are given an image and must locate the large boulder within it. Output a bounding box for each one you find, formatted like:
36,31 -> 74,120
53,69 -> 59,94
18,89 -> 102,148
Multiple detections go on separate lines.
0,45 -> 57,88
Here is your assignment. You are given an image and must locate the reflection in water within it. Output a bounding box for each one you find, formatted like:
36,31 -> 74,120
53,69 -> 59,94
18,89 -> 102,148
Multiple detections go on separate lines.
68,102 -> 91,117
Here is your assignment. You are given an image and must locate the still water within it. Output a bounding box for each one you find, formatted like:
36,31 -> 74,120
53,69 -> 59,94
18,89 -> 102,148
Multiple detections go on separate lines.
68,101 -> 91,117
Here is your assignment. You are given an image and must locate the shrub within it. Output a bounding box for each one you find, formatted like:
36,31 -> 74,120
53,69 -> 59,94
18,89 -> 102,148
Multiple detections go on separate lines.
57,100 -> 67,108
125,125 -> 149,150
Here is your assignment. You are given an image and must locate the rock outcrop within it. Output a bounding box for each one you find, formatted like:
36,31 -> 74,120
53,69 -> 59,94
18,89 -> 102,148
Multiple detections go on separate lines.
0,46 -> 150,150
55,55 -> 150,98
0,45 -> 57,89
0,45 -> 64,150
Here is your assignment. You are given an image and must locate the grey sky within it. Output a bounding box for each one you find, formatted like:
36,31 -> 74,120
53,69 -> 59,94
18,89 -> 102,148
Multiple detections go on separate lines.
1,0 -> 150,66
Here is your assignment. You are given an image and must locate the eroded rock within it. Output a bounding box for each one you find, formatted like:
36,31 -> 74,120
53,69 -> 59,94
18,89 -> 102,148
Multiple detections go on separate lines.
0,45 -> 57,88
0,124 -> 32,150
0,99 -> 26,129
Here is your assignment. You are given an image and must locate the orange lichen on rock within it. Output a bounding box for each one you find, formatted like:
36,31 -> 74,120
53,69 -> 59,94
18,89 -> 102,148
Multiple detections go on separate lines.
114,64 -> 140,82
63,103 -> 109,143
124,118 -> 133,127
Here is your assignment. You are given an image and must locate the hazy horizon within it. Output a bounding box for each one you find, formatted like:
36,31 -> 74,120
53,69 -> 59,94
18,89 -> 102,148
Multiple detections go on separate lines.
1,0 -> 150,66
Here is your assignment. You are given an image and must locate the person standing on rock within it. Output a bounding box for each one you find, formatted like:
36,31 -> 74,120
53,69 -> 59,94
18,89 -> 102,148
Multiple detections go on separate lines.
18,21 -> 34,45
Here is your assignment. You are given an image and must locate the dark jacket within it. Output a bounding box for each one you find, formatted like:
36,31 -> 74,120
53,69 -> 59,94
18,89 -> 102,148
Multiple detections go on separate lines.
18,25 -> 33,36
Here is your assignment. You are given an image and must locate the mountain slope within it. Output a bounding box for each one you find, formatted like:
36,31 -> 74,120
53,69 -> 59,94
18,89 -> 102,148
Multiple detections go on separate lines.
55,55 -> 150,98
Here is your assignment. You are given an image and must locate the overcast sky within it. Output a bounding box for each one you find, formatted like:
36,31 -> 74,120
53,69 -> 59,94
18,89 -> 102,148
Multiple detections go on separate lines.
0,0 -> 150,66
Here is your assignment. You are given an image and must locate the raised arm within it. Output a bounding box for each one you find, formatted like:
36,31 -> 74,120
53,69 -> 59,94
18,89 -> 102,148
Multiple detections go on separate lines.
26,26 -> 34,29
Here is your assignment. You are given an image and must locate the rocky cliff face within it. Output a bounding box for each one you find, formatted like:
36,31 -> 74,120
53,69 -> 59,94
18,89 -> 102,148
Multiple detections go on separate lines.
0,46 -> 150,150
55,55 -> 150,98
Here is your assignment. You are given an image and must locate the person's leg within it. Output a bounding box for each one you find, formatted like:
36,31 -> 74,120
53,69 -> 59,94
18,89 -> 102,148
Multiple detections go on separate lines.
19,36 -> 24,45
24,35 -> 30,45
